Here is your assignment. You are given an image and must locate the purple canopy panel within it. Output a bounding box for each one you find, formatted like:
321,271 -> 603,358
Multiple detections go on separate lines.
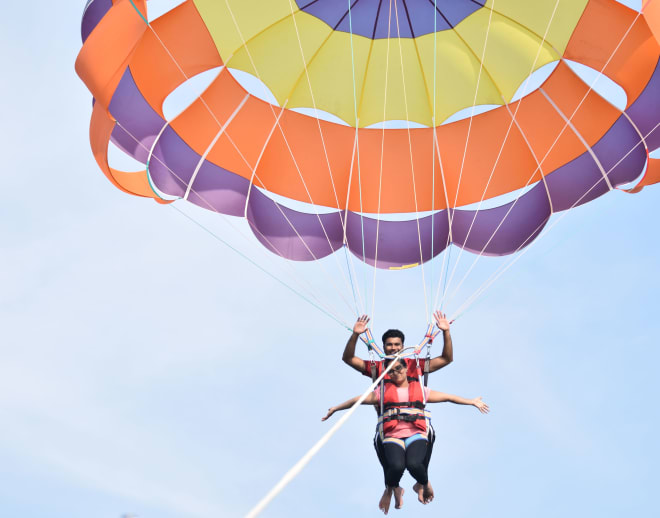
148,126 -> 252,216
333,0 -> 387,37
626,58 -> 660,152
109,70 -> 167,164
451,182 -> 551,256
246,189 -> 344,261
545,115 -> 646,211
301,0 -> 482,38
345,211 -> 451,268
81,0 -> 113,42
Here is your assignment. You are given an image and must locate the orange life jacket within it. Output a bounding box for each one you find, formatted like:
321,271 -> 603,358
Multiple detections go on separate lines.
380,380 -> 428,436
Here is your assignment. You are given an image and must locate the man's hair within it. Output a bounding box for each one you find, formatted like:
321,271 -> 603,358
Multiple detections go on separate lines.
382,329 -> 405,344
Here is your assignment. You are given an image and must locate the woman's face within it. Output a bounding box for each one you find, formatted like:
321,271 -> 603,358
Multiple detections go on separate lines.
388,361 -> 408,385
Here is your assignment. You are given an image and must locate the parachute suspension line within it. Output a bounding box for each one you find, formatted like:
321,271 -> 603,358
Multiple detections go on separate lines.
539,87 -> 613,191
344,0 -> 372,312
431,111 -> 455,314
451,1 -> 495,211
243,103 -> 289,218
444,6 -> 647,315
136,20 -> 360,322
342,130 -> 367,316
431,1 -> 496,313
245,354 -> 404,518
112,117 -> 349,327
283,0 -> 370,317
171,205 -> 351,331
392,0 -> 430,320
221,0 -> 361,316
170,205 -> 352,331
145,120 -> 172,200
184,93 -> 250,201
502,103 -> 554,213
284,0 -> 344,215
371,0 -> 396,327
345,0 -> 369,317
451,119 -> 660,322
437,0 -> 562,310
127,0 -> 148,25
430,0 -> 438,320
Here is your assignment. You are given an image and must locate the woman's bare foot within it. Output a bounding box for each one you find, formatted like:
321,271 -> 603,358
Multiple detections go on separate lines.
422,482 -> 434,504
413,483 -> 424,504
379,487 -> 393,515
394,487 -> 404,509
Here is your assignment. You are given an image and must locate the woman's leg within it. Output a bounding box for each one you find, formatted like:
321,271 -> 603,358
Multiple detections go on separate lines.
405,439 -> 429,486
382,441 -> 406,488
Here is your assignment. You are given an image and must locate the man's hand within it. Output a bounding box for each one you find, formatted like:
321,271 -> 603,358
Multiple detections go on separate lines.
433,310 -> 450,331
353,314 -> 370,334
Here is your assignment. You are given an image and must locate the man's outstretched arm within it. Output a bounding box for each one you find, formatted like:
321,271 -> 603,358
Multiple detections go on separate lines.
428,310 -> 453,373
342,315 -> 370,374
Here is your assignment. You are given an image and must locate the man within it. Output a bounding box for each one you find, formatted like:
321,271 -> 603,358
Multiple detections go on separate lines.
341,311 -> 454,506
342,310 -> 453,381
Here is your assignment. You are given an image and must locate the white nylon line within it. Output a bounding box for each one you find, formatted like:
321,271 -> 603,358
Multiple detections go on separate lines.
392,0 -> 430,319
171,204 -> 352,330
144,120 -> 171,200
285,0 -> 368,314
435,0 -> 563,310
370,0 -> 396,328
451,120 -> 660,321
343,1 -> 368,316
245,353 -> 404,518
430,0 -> 438,320
184,93 -> 250,200
148,25 -> 228,129
113,120 -> 350,326
243,103 -> 289,218
451,1 -> 495,210
503,102 -> 554,213
284,0 -> 345,213
341,128 -> 367,314
455,19 -> 645,264
222,0 -> 361,314
539,87 -> 613,190
432,1 -> 497,310
215,0 -> 364,312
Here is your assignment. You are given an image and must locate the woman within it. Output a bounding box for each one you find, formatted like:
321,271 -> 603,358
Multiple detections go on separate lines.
322,358 -> 489,514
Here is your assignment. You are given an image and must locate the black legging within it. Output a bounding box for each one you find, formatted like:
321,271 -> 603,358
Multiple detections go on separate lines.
382,438 -> 429,488
374,427 -> 435,486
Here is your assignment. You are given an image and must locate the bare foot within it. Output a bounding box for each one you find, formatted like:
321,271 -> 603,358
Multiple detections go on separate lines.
379,487 -> 393,515
413,483 -> 424,504
394,487 -> 404,509
422,482 -> 434,504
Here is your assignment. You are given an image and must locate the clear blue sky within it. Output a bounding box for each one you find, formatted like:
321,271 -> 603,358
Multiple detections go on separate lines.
1,1 -> 658,517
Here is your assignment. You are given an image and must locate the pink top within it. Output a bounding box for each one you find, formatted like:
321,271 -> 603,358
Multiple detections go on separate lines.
375,386 -> 431,438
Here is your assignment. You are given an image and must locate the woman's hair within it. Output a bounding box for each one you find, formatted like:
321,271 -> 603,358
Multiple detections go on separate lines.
384,358 -> 407,370
382,329 -> 405,344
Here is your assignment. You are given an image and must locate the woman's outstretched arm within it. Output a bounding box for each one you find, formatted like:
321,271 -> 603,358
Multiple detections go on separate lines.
321,392 -> 378,421
427,391 -> 489,414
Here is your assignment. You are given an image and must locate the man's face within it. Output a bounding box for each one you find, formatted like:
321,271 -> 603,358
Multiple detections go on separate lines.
383,337 -> 403,355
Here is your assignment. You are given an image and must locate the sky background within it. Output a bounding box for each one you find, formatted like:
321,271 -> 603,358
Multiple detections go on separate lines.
1,1 -> 658,517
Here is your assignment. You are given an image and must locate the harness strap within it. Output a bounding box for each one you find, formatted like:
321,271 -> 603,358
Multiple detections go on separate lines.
378,408 -> 432,427
383,400 -> 425,410
383,376 -> 418,384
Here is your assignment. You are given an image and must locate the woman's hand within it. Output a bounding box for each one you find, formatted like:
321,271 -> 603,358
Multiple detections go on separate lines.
472,397 -> 490,414
321,407 -> 337,421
